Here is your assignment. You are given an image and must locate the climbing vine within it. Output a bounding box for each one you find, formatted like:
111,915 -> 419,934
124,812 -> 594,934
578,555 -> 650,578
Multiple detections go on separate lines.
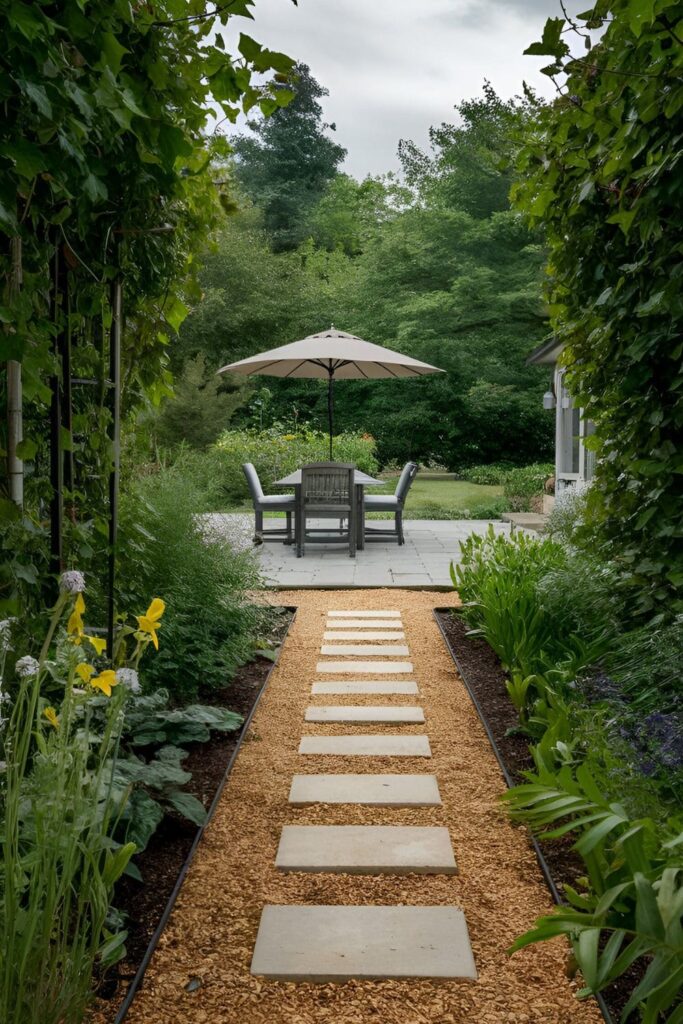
514,0 -> 683,617
0,0 -> 294,614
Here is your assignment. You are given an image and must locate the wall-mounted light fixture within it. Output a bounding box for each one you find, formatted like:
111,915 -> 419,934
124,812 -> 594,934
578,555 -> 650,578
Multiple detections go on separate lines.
543,389 -> 556,410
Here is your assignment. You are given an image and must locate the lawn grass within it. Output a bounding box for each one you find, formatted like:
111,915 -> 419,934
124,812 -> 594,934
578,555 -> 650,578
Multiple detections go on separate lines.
226,477 -> 505,520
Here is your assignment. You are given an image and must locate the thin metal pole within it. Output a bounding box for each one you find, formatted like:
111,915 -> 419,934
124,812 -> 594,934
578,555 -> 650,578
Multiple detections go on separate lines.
327,370 -> 334,460
107,272 -> 122,659
49,240 -> 64,580
7,237 -> 23,507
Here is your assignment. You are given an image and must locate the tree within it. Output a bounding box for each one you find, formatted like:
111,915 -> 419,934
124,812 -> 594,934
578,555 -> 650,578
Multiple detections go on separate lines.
514,1 -> 683,617
151,353 -> 249,449
232,64 -> 346,250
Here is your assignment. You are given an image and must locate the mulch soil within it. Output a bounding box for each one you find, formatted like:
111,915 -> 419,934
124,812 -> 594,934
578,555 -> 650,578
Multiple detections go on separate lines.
93,589 -> 606,1024
435,609 -> 640,1024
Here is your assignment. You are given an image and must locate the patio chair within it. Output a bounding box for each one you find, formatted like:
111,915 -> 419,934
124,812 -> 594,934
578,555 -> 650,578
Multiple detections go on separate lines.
297,462 -> 356,558
363,461 -> 418,546
242,463 -> 295,544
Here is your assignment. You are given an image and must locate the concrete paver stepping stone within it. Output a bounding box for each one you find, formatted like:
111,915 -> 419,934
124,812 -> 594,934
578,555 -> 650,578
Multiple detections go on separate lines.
323,630 -> 406,640
317,660 -> 414,674
288,773 -> 442,806
327,610 -> 401,618
311,680 -> 419,695
320,644 -> 410,656
275,825 -> 458,874
298,734 -> 431,756
305,705 -> 424,723
325,619 -> 405,630
251,905 -> 476,980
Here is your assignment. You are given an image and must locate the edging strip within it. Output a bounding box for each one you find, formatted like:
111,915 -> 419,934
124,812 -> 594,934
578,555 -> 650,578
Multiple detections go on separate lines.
432,608 -> 615,1024
113,607 -> 298,1024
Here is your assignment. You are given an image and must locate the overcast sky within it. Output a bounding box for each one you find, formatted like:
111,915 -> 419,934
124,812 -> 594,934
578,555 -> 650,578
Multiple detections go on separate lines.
227,0 -> 577,178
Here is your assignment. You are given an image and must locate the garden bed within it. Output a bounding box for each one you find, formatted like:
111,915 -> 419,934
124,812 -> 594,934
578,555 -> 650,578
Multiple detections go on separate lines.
94,608 -> 295,1023
435,609 -> 643,1024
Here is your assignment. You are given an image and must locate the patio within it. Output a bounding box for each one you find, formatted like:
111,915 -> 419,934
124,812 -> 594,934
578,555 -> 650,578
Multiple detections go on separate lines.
205,514 -> 511,588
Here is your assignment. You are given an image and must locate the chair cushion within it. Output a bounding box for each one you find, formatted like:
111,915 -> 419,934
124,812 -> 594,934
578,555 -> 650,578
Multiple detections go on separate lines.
364,495 -> 399,510
259,494 -> 296,508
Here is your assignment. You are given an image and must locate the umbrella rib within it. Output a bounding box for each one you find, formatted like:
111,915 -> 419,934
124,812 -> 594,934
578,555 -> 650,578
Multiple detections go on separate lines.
350,361 -> 370,379
283,360 -> 310,378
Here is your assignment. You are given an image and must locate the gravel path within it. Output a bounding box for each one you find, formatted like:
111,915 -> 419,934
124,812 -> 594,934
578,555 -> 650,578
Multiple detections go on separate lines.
122,590 -> 602,1024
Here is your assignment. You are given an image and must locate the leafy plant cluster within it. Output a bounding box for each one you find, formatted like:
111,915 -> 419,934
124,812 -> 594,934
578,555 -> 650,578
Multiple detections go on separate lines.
116,452 -> 272,700
211,426 -> 379,504
0,0 -> 294,621
513,0 -> 683,616
453,527 -> 683,1021
503,462 -> 554,512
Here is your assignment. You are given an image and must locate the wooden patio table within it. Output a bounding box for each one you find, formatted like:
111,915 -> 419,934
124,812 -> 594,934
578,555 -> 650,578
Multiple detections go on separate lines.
273,468 -> 383,551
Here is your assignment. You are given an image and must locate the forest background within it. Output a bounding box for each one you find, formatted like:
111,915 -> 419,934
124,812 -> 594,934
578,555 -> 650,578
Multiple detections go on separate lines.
152,67 -> 553,470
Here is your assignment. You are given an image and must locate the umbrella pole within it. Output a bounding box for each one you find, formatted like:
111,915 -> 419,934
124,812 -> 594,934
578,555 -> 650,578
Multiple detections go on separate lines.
327,370 -> 334,460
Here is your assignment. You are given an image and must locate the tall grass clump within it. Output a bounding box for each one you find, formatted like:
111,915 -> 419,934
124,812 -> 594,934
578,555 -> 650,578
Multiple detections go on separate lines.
0,575 -> 163,1024
118,461 -> 270,701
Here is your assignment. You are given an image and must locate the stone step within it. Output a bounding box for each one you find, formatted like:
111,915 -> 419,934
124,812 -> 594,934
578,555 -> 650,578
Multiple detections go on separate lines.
320,644 -> 410,657
323,630 -> 406,640
325,619 -> 404,630
305,705 -> 424,724
317,660 -> 414,674
327,610 -> 401,618
275,825 -> 458,875
288,773 -> 442,806
298,734 -> 431,757
311,680 -> 419,695
251,905 -> 476,981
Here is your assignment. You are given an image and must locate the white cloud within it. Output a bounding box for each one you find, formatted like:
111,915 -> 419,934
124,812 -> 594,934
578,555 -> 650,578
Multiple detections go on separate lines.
226,0 -> 579,177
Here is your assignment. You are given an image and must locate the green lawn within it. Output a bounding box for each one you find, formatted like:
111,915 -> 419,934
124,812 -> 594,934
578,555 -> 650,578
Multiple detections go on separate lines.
228,477 -> 505,520
369,476 -> 504,520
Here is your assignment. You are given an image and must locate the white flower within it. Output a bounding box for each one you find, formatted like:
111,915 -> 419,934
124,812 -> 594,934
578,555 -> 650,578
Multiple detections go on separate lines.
15,655 -> 40,678
116,667 -> 141,694
0,619 -> 14,651
60,570 -> 86,594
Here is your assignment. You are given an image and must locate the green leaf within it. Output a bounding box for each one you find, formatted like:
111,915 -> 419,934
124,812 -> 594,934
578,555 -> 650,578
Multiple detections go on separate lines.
238,33 -> 262,62
165,790 -> 207,826
0,139 -> 46,179
15,438 -> 38,460
16,79 -> 52,119
99,31 -> 128,75
628,0 -> 656,37
523,18 -> 568,58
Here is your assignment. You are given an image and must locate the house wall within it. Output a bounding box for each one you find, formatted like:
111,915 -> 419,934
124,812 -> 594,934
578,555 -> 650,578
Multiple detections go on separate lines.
553,367 -> 595,494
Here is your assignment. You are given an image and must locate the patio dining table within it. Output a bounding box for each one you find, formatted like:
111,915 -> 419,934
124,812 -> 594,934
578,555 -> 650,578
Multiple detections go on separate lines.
273,468 -> 383,551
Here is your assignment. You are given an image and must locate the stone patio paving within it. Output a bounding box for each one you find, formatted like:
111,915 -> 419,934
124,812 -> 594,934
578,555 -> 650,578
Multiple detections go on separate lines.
204,514 -> 511,588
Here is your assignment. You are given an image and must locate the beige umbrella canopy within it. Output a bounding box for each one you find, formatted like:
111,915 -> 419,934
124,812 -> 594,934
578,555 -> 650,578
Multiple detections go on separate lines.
218,327 -> 444,456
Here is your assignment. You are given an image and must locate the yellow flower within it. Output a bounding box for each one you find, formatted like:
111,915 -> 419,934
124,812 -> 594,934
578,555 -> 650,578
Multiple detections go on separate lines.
75,663 -> 95,684
67,593 -> 85,637
136,598 -> 165,650
90,670 -> 118,697
67,594 -> 106,655
43,707 -> 59,729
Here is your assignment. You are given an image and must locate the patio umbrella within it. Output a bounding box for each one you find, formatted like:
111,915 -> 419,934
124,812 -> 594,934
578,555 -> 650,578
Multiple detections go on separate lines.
217,327 -> 445,457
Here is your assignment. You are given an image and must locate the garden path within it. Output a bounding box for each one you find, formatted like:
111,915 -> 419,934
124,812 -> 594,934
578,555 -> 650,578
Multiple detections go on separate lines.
204,515 -> 511,587
122,590 -> 602,1024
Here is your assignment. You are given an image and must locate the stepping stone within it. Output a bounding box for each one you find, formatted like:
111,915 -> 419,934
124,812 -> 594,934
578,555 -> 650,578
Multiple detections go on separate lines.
328,610 -> 401,618
317,661 -> 413,674
275,825 -> 458,874
323,630 -> 406,640
305,705 -> 424,723
312,680 -> 419,695
325,619 -> 404,630
251,905 -> 477,980
298,734 -> 431,756
288,773 -> 442,806
320,644 -> 410,657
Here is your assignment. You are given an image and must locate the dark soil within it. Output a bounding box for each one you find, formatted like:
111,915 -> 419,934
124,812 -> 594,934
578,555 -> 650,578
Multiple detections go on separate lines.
95,607 -> 294,1019
435,609 -> 641,1024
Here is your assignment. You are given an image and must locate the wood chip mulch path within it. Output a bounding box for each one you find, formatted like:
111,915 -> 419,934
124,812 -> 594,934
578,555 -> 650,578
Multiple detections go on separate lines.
119,589 -> 602,1024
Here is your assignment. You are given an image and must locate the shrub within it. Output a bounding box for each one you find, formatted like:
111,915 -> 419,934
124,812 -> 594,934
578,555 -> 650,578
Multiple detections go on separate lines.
117,461 -> 269,701
212,427 -> 379,505
503,462 -> 554,512
459,462 -> 514,485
